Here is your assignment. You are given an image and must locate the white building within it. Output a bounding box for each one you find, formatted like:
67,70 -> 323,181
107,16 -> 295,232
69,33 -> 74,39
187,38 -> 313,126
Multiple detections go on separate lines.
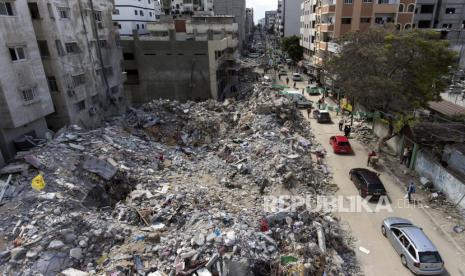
300,0 -> 316,60
283,0 -> 304,37
113,0 -> 161,36
213,0 -> 246,50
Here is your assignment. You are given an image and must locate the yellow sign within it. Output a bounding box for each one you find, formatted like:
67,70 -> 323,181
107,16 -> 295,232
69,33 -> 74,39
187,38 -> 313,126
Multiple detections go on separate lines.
340,98 -> 353,112
31,174 -> 46,191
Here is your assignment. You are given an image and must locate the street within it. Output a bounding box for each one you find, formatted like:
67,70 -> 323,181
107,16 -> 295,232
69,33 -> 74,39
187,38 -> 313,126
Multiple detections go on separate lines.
272,71 -> 465,276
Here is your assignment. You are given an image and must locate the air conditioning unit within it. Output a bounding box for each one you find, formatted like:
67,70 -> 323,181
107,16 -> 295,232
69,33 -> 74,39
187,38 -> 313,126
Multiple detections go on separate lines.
97,22 -> 104,29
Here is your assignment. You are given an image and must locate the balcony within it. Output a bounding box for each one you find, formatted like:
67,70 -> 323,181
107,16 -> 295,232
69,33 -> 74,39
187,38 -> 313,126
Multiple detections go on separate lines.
320,4 -> 336,14
319,41 -> 327,51
319,23 -> 334,32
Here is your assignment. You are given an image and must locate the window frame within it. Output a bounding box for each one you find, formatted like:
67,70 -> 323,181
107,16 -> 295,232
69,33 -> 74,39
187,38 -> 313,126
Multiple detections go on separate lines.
21,87 -> 36,102
9,46 -> 27,62
0,1 -> 14,16
343,0 -> 353,4
57,7 -> 69,19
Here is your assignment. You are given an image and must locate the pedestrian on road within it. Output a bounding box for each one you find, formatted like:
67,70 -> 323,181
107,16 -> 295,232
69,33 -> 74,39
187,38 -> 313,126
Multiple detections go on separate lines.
367,150 -> 377,166
344,125 -> 351,138
286,77 -> 289,85
293,82 -> 296,88
302,88 -> 305,95
407,180 -> 416,203
338,118 -> 344,131
307,106 -> 312,119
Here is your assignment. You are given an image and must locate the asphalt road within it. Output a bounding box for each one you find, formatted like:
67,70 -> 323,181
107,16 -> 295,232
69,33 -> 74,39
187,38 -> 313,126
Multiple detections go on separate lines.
273,72 -> 465,276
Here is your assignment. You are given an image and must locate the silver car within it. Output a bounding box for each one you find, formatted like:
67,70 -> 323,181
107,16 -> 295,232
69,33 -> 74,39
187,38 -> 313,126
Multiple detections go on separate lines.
382,217 -> 444,275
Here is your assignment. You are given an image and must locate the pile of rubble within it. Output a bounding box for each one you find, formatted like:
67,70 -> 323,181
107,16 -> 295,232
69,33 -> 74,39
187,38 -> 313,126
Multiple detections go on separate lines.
350,123 -> 376,144
0,83 -> 357,275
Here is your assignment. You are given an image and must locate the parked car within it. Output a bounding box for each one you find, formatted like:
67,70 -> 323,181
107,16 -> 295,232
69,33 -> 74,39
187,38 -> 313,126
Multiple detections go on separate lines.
278,70 -> 287,77
329,136 -> 352,154
292,73 -> 302,81
282,91 -> 312,109
381,217 -> 444,275
312,109 -> 331,123
349,168 -> 387,198
306,86 -> 321,95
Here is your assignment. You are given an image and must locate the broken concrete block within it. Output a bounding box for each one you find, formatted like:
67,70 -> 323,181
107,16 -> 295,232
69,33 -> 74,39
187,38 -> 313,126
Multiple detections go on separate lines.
82,156 -> 117,180
0,164 -> 29,175
60,268 -> 89,276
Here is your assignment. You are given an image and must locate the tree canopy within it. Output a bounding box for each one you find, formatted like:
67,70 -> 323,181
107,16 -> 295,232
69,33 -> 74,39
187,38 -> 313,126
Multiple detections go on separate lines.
281,35 -> 303,62
324,27 -> 456,117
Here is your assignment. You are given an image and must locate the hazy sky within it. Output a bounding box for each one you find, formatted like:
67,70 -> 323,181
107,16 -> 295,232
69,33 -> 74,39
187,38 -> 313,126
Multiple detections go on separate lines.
247,0 -> 277,23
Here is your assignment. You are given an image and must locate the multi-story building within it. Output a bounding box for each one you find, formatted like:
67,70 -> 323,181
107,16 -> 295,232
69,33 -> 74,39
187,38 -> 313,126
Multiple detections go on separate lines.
28,0 -> 126,130
122,15 -> 239,103
275,1 -> 284,37
258,18 -> 266,29
245,8 -> 254,43
213,0 -> 246,50
113,0 -> 162,36
0,0 -> 55,165
265,10 -> 277,31
161,0 -> 213,16
300,0 -> 415,76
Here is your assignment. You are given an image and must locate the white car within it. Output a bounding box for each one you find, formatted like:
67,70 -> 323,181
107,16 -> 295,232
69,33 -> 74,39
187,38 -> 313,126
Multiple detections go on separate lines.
292,73 -> 302,81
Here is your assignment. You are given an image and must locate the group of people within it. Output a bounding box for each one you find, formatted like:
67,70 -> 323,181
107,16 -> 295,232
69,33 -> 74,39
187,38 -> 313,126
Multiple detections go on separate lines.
338,118 -> 352,137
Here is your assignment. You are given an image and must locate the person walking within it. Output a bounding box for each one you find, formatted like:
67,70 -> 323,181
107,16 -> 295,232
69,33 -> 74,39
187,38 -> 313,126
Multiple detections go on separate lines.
344,125 -> 351,138
293,82 -> 297,88
367,150 -> 377,167
407,180 -> 416,203
302,88 -> 305,95
286,77 -> 289,85
307,106 -> 312,119
338,118 -> 344,131
401,147 -> 412,166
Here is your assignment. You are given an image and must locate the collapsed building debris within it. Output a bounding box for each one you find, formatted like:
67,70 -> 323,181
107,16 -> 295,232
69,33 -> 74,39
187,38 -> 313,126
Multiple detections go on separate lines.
0,82 -> 358,275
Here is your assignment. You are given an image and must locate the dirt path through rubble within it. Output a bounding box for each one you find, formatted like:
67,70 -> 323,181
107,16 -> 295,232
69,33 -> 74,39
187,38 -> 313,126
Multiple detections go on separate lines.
273,73 -> 465,275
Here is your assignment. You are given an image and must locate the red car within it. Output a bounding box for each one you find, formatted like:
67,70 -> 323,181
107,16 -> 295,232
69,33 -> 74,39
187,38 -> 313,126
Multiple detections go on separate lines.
329,136 -> 352,154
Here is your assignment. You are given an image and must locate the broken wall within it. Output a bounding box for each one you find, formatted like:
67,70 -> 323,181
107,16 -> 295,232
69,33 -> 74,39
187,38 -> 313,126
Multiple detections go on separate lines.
415,149 -> 465,210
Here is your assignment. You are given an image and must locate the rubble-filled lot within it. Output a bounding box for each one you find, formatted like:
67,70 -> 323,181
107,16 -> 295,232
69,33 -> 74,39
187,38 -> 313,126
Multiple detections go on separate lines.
0,83 -> 358,275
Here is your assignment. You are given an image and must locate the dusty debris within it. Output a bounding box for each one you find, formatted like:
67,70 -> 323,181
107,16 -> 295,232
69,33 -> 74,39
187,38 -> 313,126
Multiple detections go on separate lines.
0,81 -> 357,275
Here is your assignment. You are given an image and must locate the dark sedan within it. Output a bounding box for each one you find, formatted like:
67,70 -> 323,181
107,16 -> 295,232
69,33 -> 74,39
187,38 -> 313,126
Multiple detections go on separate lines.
349,168 -> 387,198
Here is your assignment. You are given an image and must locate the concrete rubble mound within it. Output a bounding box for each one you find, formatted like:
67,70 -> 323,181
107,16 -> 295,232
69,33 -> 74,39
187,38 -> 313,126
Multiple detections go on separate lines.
0,84 -> 358,275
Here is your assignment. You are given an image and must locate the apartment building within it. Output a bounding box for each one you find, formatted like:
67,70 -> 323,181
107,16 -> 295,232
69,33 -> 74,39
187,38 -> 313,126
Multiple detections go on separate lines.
300,0 -> 415,71
214,0 -> 246,49
245,8 -> 254,43
265,10 -> 277,31
122,15 -> 239,103
274,0 -> 305,38
113,0 -> 161,36
0,0 -> 55,165
275,0 -> 284,37
167,0 -> 214,15
24,0 -> 125,131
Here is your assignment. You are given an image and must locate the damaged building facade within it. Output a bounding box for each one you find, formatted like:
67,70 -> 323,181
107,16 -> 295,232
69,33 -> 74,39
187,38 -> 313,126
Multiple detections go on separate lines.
122,15 -> 239,103
0,0 -> 126,166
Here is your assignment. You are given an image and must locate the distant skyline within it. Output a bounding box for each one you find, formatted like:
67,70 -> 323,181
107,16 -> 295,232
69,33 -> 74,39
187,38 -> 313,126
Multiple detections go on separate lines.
247,0 -> 277,24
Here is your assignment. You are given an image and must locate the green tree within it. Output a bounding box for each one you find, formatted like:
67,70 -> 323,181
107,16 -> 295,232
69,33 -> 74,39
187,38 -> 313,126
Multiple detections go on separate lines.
281,35 -> 303,62
324,27 -> 456,147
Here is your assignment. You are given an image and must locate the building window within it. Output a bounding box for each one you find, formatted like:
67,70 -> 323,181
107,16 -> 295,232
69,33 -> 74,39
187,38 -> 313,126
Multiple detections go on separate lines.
398,4 -> 404,12
65,42 -> 80,54
136,24 -> 140,29
58,7 -> 69,18
113,9 -> 119,15
404,24 -> 411,30
9,46 -> 26,61
362,0 -> 372,3
27,2 -> 40,19
360,17 -> 371,23
463,20 -> 465,29
149,12 -> 152,17
341,18 -> 352,24
420,5 -> 434,14
407,4 -> 414,12
0,1 -> 14,16
378,0 -> 389,4
22,88 -> 36,102
445,8 -> 455,14
98,40 -> 107,48
134,10 -> 138,15
72,73 -> 86,87
140,10 -> 144,16
47,76 -> 59,92
442,23 -> 452,29
343,0 -> 353,4
47,3 -> 55,19
142,24 -> 144,29
93,11 -> 102,22
123,52 -> 134,60
55,40 -> 65,56
75,100 -> 86,112
418,20 -> 431,28
118,24 -> 121,29
37,40 -> 50,57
